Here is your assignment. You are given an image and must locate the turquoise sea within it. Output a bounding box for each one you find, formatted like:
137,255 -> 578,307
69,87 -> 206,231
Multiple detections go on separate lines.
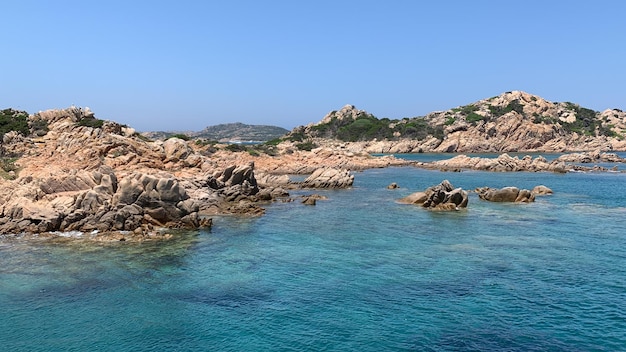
2,156 -> 626,351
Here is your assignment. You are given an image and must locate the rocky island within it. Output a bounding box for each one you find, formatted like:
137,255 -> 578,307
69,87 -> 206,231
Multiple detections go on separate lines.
1,91 -> 625,240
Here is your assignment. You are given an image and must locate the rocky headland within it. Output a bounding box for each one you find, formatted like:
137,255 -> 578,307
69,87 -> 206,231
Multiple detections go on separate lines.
0,107 -> 401,241
1,91 -> 625,241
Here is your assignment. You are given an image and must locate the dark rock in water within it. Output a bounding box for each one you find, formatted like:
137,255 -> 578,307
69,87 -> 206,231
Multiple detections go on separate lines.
302,197 -> 317,205
398,180 -> 468,211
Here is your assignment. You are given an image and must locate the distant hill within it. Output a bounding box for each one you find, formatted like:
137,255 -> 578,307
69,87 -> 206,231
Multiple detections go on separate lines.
284,91 -> 626,153
142,122 -> 289,142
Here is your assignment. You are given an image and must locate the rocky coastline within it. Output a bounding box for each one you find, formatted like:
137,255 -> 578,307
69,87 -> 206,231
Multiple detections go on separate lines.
1,106 -> 625,242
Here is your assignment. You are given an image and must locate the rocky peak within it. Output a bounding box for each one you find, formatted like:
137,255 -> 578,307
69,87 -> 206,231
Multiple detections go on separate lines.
315,104 -> 363,126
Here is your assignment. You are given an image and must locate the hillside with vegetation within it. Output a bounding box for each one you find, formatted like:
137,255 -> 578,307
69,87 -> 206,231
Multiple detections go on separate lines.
143,122 -> 288,142
281,91 -> 626,153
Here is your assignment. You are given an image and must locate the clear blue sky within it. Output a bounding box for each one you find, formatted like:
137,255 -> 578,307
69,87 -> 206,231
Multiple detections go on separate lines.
2,1 -> 625,131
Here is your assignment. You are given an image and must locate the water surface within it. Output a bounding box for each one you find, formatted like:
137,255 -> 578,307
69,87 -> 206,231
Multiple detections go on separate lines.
1,167 -> 625,351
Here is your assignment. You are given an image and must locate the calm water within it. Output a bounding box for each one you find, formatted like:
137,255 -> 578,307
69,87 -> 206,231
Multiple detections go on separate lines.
2,166 -> 626,351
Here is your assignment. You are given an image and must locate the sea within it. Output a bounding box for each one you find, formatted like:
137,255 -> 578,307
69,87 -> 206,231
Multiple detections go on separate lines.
1,153 -> 626,351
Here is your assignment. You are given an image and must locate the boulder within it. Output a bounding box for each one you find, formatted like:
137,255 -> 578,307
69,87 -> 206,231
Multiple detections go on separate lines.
531,185 -> 553,195
301,168 -> 354,188
163,137 -> 192,162
476,186 -> 536,203
399,180 -> 468,211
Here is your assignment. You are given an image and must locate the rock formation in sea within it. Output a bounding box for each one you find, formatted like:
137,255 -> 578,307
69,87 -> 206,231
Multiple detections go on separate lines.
2,89 -> 625,240
475,185 -> 553,203
398,180 -> 469,211
0,107 -> 377,241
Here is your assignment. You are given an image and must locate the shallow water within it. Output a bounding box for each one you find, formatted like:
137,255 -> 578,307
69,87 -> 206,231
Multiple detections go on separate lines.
1,167 -> 626,351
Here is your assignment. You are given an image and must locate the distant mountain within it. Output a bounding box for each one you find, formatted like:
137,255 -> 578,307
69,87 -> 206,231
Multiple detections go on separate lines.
142,123 -> 289,142
192,123 -> 289,142
285,91 -> 626,153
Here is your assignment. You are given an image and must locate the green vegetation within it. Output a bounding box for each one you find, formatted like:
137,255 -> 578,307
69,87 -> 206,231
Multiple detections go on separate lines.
0,157 -> 19,179
263,138 -> 282,146
444,116 -> 456,126
0,109 -> 30,138
297,109 -> 445,143
29,117 -> 49,136
488,99 -> 524,117
134,132 -> 152,142
225,143 -> 248,152
466,112 -> 485,123
77,117 -> 105,129
194,139 -> 218,146
336,114 -> 395,142
167,133 -> 190,141
532,114 -> 558,124
295,141 -> 318,151
561,102 -> 606,136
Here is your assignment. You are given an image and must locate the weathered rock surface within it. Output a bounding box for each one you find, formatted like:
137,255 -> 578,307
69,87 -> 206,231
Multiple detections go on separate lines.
476,185 -> 553,203
554,151 -> 626,164
301,168 -> 354,188
288,91 -> 626,154
399,180 -> 468,211
531,185 -> 553,195
430,153 -> 568,172
476,186 -> 535,203
427,152 -> 623,173
0,107 -> 382,241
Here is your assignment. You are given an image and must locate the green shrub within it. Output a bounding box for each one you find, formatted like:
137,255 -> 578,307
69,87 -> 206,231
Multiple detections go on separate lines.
466,112 -> 485,123
0,109 -> 30,138
134,133 -> 152,142
0,157 -> 19,179
263,138 -> 282,146
295,141 -> 318,151
29,117 -> 49,136
225,143 -> 248,152
562,103 -> 603,136
77,117 -> 104,128
167,133 -> 190,141
488,99 -> 524,117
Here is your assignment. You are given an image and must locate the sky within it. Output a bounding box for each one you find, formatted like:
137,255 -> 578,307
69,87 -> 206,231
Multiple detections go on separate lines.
1,1 -> 625,131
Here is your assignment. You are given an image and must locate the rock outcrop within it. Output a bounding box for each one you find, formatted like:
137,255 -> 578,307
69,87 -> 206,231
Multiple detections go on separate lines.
554,151 -> 626,164
0,165 -> 212,240
286,91 -> 626,153
427,152 -> 624,173
0,107 -> 382,241
429,153 -> 568,172
476,186 -> 535,203
301,168 -> 354,188
476,185 -> 553,203
399,180 -> 468,211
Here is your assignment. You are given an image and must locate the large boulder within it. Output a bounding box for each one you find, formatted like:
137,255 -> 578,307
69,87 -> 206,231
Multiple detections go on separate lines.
476,186 -> 536,202
301,168 -> 354,188
163,137 -> 192,163
399,180 -> 468,211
